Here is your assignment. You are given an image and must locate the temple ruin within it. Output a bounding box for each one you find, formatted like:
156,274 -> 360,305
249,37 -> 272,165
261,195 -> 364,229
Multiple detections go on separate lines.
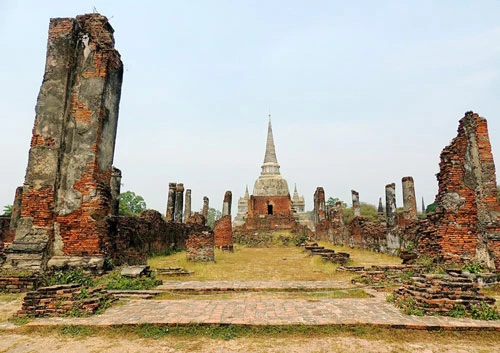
233,117 -> 311,237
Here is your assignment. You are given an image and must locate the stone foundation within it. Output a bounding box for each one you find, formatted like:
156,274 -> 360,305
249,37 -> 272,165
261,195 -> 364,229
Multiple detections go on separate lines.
17,283 -> 114,317
394,271 -> 496,316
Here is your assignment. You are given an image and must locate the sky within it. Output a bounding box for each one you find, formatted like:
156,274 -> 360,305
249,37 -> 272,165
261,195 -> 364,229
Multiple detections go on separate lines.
1,1 -> 500,214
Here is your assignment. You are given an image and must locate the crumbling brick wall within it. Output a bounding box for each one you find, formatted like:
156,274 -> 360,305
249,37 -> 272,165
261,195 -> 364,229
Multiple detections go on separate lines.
186,231 -> 215,262
348,217 -> 386,251
213,215 -> 233,249
4,14 -> 123,272
105,210 -> 210,265
416,112 -> 500,270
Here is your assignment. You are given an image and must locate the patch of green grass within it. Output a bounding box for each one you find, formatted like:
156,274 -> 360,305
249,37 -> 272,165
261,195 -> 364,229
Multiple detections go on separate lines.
471,302 -> 500,320
41,268 -> 94,287
104,273 -> 162,290
59,325 -> 97,337
8,316 -> 32,326
448,304 -> 467,318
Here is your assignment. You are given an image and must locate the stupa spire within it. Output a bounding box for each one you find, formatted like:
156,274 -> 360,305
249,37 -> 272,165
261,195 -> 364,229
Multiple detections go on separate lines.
261,114 -> 280,175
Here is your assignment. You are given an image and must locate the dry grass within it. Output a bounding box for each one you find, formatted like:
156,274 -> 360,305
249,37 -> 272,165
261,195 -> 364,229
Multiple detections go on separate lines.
148,243 -> 401,282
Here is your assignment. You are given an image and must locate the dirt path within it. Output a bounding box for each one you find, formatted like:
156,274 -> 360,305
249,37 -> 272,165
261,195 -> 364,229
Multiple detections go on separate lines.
0,331 -> 497,353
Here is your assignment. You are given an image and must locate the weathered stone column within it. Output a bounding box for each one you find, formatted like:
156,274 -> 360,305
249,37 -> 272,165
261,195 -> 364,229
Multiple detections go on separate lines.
377,197 -> 384,215
402,176 -> 417,221
421,197 -> 426,214
174,183 -> 184,223
313,187 -> 326,224
385,183 -> 397,227
4,14 -> 123,272
222,191 -> 232,216
183,189 -> 192,222
202,196 -> 209,221
9,186 -> 23,230
334,201 -> 344,224
215,191 -> 233,250
351,190 -> 360,217
166,182 -> 176,222
110,167 -> 122,216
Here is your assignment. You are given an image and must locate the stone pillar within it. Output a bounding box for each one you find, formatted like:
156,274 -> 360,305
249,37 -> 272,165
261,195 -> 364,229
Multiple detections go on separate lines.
202,196 -> 209,221
186,231 -> 215,262
4,14 -> 123,271
110,167 -> 122,216
421,197 -> 426,214
313,187 -> 326,224
377,197 -> 384,215
402,176 -> 417,221
222,191 -> 232,216
166,182 -> 176,222
385,183 -> 397,227
184,189 -> 192,222
351,190 -> 360,217
9,186 -> 23,230
334,201 -> 344,224
174,183 -> 184,223
215,191 -> 233,250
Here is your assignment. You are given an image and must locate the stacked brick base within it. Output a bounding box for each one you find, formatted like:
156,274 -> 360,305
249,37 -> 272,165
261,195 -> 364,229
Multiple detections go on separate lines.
186,232 -> 215,262
394,272 -> 496,316
213,215 -> 233,251
0,276 -> 39,293
17,284 -> 114,317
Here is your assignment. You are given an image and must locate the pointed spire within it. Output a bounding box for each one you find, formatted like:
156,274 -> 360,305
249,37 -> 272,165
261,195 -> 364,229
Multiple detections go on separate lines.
263,115 -> 278,164
244,185 -> 249,199
260,115 -> 281,175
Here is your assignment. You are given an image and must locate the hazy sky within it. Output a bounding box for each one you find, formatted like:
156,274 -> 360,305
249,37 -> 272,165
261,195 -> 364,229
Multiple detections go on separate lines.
1,1 -> 499,214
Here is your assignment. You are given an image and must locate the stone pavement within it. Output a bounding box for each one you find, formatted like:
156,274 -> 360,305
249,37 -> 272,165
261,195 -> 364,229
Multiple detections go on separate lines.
13,281 -> 500,331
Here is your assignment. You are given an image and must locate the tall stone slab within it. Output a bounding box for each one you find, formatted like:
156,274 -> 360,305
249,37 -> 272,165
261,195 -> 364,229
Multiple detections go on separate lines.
222,191 -> 232,216
313,187 -> 326,224
385,183 -> 397,227
402,176 -> 417,221
9,186 -> 23,231
202,196 -> 209,222
183,189 -> 192,222
174,183 -> 184,223
351,190 -> 360,217
215,191 -> 233,250
165,182 -> 176,222
110,167 -> 121,216
4,14 -> 123,272
377,197 -> 384,215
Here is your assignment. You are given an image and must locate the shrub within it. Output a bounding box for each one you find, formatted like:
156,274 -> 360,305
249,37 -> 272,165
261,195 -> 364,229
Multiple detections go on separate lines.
42,268 -> 94,287
105,273 -> 162,290
470,302 -> 500,321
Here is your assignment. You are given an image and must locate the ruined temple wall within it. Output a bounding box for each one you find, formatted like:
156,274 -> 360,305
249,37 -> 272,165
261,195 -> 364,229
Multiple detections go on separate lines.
417,112 -> 500,269
5,14 -> 123,271
105,210 -> 210,265
247,195 -> 293,217
347,217 -> 386,251
214,215 -> 233,248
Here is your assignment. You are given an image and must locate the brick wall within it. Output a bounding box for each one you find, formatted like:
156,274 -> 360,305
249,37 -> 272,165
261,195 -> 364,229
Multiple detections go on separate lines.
186,231 -> 215,262
213,215 -> 233,249
416,112 -> 500,269
0,276 -> 39,293
105,210 -> 210,265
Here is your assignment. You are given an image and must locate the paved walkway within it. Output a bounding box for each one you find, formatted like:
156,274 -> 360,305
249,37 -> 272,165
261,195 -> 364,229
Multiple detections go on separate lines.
16,281 -> 500,331
157,280 -> 353,292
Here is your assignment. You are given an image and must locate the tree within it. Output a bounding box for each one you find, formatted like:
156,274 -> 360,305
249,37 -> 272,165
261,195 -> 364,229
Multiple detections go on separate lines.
326,197 -> 347,209
2,205 -> 13,216
119,191 -> 147,216
205,207 -> 222,229
426,202 -> 438,214
343,202 -> 380,224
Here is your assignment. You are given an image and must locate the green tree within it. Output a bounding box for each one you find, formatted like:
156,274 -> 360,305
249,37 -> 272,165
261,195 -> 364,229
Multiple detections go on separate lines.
326,197 -> 348,209
343,202 -> 380,224
426,201 -> 438,214
119,191 -> 147,216
2,205 -> 13,216
205,207 -> 222,229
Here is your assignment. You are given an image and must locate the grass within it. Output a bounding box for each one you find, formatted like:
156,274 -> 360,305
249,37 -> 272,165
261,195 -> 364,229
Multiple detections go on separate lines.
148,243 -> 401,282
14,323 -> 500,343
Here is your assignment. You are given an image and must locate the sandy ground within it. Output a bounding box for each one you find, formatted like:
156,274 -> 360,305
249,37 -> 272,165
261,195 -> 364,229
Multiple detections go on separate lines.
0,331 -> 498,353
